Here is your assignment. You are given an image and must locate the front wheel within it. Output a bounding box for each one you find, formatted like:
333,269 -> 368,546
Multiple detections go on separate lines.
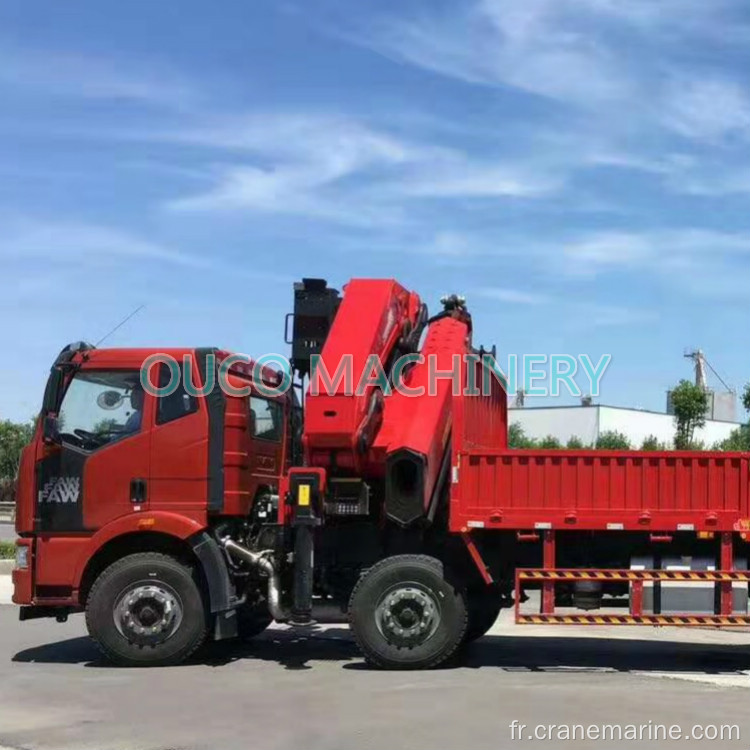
85,552 -> 208,667
348,555 -> 467,670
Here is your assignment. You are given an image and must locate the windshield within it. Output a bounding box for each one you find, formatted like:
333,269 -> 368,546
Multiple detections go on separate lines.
58,370 -> 143,451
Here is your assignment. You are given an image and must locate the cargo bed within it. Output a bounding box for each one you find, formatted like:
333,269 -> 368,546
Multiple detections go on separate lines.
450,449 -> 750,533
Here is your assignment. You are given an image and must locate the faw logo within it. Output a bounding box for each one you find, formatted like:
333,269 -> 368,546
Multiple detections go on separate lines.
39,477 -> 81,504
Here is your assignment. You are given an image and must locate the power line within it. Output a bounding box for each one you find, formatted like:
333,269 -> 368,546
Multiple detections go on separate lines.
704,356 -> 734,393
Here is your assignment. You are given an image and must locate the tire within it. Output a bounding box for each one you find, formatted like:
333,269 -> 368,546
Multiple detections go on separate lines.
85,552 -> 208,667
348,554 -> 467,670
236,599 -> 273,641
464,586 -> 503,643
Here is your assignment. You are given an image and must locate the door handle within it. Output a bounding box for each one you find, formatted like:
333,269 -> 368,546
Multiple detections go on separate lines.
130,478 -> 147,504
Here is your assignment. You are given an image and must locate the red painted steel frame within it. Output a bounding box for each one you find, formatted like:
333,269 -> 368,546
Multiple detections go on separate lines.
461,532 -> 493,585
721,531 -> 734,615
542,530 -> 555,615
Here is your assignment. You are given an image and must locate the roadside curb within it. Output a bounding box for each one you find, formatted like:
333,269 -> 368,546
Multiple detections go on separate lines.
0,560 -> 14,575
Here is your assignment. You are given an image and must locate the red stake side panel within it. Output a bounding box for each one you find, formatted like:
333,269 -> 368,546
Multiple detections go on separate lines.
450,448 -> 750,533
449,364 -> 750,533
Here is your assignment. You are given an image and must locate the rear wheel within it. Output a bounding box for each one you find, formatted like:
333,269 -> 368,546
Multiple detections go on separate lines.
348,555 -> 467,670
464,585 -> 503,642
86,552 -> 207,667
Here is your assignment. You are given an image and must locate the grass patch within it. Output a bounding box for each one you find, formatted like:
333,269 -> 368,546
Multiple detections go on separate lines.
0,540 -> 15,559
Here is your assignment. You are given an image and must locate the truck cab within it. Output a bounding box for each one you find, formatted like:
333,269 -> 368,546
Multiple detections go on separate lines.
14,343 -> 291,633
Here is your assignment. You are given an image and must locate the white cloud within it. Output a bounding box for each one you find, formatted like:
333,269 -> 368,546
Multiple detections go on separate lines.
358,0 -> 633,106
398,162 -> 561,199
661,76 -> 750,142
0,46 -> 195,107
569,303 -> 653,328
667,166 -> 750,197
3,7 -> 748,312
335,0 -> 750,149
565,0 -> 740,32
476,287 -> 548,305
561,232 -> 654,270
163,114 -> 427,222
426,227 -> 750,301
473,283 -> 649,327
163,113 -> 562,220
557,229 -> 750,297
562,229 -> 750,267
0,219 -> 294,289
1,220 -> 210,268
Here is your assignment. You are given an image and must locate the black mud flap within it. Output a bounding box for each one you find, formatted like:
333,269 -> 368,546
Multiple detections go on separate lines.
190,531 -> 238,641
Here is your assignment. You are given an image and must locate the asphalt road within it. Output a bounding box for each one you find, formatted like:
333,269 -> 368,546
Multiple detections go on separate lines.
1,605 -> 749,750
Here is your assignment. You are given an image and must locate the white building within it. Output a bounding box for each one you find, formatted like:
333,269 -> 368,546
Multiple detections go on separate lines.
510,405 -> 741,448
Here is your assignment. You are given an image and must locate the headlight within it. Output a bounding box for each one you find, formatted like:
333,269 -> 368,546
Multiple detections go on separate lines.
15,544 -> 29,570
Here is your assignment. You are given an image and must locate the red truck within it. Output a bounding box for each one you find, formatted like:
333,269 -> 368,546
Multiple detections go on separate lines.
13,278 -> 750,669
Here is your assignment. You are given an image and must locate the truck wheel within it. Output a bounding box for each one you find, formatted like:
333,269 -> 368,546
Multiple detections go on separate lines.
85,552 -> 207,667
348,555 -> 467,670
464,586 -> 503,643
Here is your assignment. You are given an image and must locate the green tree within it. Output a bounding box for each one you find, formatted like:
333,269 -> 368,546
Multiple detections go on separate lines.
0,419 -> 34,481
539,435 -> 562,449
566,435 -> 586,449
93,418 -> 120,436
640,435 -> 663,451
508,422 -> 538,449
715,426 -> 750,452
742,383 -> 750,416
671,380 -> 709,449
595,430 -> 631,450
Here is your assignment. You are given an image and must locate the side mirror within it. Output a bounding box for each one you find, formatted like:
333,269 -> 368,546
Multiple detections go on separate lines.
97,390 -> 124,410
42,414 -> 61,445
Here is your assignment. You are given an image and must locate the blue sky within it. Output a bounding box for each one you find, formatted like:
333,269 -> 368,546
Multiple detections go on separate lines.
1,0 -> 749,421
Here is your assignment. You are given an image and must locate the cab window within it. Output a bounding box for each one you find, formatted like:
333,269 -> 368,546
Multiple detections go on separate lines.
58,370 -> 144,451
156,362 -> 198,425
250,397 -> 283,441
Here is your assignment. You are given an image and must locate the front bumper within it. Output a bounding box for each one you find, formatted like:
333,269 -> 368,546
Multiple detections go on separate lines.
18,605 -> 72,621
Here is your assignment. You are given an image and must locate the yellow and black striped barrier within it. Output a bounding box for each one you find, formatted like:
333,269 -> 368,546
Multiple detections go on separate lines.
517,569 -> 750,583
518,614 -> 750,626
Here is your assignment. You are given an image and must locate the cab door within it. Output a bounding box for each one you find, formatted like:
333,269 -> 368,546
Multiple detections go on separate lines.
36,365 -> 151,533
148,360 -> 208,516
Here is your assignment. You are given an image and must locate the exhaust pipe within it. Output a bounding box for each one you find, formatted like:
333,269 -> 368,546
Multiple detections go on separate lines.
222,538 -> 289,622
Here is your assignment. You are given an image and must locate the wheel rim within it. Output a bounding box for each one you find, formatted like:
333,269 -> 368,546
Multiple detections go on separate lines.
375,582 -> 441,648
114,581 -> 184,646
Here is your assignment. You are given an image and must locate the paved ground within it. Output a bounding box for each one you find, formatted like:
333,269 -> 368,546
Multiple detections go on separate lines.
0,524 -> 15,542
0,600 -> 749,750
